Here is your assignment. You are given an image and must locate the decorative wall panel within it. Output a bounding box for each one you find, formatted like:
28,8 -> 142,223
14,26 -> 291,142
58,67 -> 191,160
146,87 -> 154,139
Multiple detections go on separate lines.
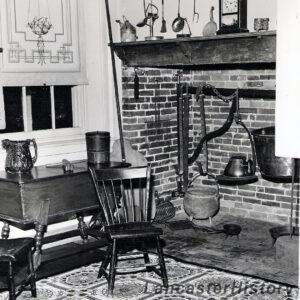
0,0 -> 86,85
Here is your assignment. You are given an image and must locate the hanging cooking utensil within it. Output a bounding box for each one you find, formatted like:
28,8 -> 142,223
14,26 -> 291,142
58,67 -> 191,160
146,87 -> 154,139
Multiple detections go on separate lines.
137,0 -> 150,27
202,6 -> 217,37
134,68 -> 139,100
137,14 -> 150,27
137,17 -> 149,27
176,18 -> 192,38
137,1 -> 163,40
172,0 -> 184,32
143,0 -> 146,16
193,0 -> 199,23
172,0 -> 192,37
160,0 -> 167,33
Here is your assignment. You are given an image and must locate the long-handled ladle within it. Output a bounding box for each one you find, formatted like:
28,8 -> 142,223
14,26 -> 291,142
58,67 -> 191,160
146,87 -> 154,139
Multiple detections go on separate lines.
193,0 -> 199,23
160,0 -> 167,33
172,0 -> 185,32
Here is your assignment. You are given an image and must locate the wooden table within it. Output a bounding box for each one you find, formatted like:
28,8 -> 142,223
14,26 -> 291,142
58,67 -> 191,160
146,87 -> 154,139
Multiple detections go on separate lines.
0,161 -> 128,270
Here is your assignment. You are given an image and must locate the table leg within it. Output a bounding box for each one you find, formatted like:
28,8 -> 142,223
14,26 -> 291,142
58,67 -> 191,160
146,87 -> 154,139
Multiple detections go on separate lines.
77,214 -> 88,242
1,222 -> 10,239
33,223 -> 46,270
89,212 -> 105,230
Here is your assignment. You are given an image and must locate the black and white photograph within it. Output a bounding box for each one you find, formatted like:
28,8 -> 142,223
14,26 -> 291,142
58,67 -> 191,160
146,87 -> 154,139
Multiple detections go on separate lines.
0,0 -> 299,299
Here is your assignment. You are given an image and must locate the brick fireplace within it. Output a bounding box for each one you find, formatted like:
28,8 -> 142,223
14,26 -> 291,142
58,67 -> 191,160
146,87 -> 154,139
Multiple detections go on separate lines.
121,66 -> 298,226
114,32 -> 297,227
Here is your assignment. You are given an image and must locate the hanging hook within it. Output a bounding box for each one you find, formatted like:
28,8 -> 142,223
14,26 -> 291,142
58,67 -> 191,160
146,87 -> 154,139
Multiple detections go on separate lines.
134,67 -> 145,76
173,70 -> 183,84
134,68 -> 140,101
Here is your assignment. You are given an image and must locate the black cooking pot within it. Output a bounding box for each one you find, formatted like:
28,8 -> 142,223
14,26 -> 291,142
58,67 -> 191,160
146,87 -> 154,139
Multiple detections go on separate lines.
252,126 -> 300,181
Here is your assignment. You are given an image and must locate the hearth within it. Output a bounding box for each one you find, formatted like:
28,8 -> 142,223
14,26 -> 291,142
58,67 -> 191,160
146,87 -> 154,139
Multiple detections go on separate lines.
120,66 -> 296,226
223,223 -> 242,238
113,23 -> 297,227
166,219 -> 242,240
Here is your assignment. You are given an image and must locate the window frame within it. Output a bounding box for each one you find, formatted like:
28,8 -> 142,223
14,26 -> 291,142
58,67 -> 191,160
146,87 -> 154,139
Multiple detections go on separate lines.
0,0 -> 88,158
0,85 -> 86,160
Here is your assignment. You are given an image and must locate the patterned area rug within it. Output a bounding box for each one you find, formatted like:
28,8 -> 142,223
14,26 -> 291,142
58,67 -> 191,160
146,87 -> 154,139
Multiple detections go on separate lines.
0,254 -> 298,300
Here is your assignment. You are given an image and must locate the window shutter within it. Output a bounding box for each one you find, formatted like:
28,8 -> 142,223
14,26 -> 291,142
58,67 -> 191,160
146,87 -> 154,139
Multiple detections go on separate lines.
0,0 -> 87,86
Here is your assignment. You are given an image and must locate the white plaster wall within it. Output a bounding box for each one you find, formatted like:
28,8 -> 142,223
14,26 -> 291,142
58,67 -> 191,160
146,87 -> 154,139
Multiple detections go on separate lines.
276,0 -> 300,158
0,0 -> 121,239
84,0 -> 118,136
112,0 -> 277,42
0,0 -> 120,170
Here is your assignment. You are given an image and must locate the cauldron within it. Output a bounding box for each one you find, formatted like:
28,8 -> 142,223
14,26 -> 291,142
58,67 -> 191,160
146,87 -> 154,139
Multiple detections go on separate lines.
184,185 -> 220,220
252,126 -> 299,181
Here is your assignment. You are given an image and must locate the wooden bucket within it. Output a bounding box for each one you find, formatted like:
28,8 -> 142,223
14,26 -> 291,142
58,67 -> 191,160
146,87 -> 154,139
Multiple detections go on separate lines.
86,131 -> 110,165
183,185 -> 219,220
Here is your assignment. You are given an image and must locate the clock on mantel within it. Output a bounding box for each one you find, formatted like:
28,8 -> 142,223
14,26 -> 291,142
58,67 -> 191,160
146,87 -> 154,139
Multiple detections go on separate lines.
217,0 -> 249,34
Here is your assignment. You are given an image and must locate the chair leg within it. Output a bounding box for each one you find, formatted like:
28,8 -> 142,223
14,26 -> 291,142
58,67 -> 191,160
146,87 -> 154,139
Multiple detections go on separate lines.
141,242 -> 151,272
8,261 -> 16,300
98,244 -> 112,279
28,250 -> 37,297
108,239 -> 118,295
143,251 -> 150,264
155,236 -> 168,288
143,250 -> 151,272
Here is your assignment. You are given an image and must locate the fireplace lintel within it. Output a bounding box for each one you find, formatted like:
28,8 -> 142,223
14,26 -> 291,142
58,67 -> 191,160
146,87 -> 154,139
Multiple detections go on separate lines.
112,31 -> 276,70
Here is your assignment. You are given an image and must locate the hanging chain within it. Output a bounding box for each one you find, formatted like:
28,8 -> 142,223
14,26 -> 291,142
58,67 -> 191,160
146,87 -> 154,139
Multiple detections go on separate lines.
199,83 -> 238,103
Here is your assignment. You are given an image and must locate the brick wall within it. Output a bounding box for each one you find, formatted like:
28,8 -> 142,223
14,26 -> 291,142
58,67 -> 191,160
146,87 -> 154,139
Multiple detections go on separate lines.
121,67 -> 299,226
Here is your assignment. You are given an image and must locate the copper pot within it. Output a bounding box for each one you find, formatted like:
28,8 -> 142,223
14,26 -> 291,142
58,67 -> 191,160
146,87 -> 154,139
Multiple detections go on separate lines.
252,126 -> 300,181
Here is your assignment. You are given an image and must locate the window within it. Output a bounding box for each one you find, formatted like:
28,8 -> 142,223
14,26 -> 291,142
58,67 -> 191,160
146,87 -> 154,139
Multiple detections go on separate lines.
0,0 -> 88,165
0,85 -> 75,134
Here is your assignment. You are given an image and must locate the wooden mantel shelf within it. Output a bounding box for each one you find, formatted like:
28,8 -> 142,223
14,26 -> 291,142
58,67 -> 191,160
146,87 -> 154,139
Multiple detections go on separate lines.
112,31 -> 276,69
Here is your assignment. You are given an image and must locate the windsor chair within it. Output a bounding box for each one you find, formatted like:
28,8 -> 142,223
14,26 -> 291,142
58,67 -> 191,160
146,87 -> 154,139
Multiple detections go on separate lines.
89,166 -> 168,295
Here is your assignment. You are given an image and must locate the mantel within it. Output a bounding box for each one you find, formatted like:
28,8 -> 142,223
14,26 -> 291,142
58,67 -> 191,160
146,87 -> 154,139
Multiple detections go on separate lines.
112,31 -> 276,70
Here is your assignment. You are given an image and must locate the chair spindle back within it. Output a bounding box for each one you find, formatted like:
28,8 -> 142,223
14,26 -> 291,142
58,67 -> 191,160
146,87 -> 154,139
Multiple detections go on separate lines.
89,166 -> 151,226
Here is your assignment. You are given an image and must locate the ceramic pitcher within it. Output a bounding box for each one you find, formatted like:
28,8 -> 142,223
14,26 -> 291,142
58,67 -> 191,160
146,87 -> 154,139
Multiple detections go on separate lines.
2,139 -> 38,173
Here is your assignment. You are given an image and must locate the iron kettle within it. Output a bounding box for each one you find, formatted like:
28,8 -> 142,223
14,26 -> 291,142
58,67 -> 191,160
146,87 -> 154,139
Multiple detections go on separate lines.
224,155 -> 253,177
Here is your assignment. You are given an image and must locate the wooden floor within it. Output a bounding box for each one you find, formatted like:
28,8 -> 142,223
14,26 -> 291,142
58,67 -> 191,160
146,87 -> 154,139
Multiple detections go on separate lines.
37,212 -> 298,286
160,212 -> 299,286
37,239 -> 107,280
2,212 -> 297,291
